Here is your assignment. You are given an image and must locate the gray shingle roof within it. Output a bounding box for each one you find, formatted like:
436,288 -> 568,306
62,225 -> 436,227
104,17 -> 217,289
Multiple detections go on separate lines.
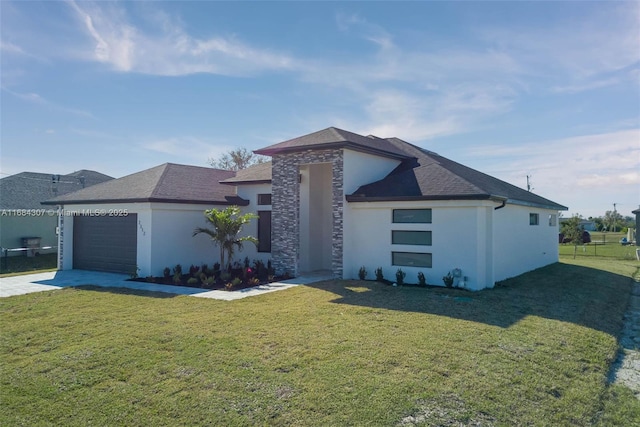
220,161 -> 273,184
42,163 -> 248,206
0,170 -> 113,209
254,127 -> 411,159
347,137 -> 568,210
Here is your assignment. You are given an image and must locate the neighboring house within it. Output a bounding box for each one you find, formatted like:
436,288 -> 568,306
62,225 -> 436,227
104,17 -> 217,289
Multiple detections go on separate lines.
559,218 -> 597,231
1,170 -> 113,257
45,127 -> 567,290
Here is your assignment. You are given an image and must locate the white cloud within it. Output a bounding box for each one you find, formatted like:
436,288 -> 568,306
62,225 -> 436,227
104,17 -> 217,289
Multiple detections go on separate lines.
142,137 -> 234,165
66,1 -> 296,76
2,88 -> 93,118
460,129 -> 640,217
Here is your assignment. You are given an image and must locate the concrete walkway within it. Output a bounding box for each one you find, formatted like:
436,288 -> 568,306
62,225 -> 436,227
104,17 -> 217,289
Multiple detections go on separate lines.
609,280 -> 640,399
0,270 -> 333,300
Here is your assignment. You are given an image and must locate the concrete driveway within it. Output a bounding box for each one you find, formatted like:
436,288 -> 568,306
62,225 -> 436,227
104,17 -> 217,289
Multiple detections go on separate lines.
0,269 -> 332,300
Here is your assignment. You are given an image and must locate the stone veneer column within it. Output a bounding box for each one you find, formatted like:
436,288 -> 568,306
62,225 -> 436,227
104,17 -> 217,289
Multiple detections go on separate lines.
270,149 -> 344,278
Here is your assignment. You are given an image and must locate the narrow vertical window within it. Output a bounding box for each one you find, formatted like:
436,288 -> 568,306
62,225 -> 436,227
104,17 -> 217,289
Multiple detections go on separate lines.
257,211 -> 271,252
548,214 -> 557,226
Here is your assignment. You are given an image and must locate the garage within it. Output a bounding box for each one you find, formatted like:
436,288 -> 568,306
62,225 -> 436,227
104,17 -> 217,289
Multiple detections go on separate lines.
73,214 -> 137,274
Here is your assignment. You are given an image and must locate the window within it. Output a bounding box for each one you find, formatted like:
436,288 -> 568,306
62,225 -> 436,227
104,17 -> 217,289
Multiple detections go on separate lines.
392,252 -> 432,268
257,194 -> 272,205
529,213 -> 539,225
257,211 -> 271,252
548,214 -> 557,226
392,230 -> 432,246
393,209 -> 432,223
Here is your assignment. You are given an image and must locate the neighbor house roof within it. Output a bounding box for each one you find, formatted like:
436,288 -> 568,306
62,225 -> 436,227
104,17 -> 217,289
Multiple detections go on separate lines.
43,163 -> 248,206
254,127 -> 412,160
347,136 -> 568,210
0,170 -> 113,210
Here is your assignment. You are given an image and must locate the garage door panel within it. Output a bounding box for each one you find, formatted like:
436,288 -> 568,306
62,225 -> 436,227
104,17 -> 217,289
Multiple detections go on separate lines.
73,214 -> 137,273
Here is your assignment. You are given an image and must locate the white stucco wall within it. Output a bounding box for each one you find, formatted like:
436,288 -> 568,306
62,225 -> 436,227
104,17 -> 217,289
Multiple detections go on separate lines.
344,200 -> 498,290
493,204 -> 560,282
343,149 -> 401,194
299,163 -> 332,272
57,201 -> 265,277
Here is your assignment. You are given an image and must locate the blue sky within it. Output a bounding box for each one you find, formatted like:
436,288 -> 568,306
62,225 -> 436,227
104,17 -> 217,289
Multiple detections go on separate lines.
1,1 -> 638,218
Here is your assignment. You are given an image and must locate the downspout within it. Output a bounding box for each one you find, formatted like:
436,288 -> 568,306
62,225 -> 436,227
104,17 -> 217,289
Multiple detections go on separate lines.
492,197 -> 507,210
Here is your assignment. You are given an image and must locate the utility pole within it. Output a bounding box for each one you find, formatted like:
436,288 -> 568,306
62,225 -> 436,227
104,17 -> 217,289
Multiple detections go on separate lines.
613,203 -> 618,232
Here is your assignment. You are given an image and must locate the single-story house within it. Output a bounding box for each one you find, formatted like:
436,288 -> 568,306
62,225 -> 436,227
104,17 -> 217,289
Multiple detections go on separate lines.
1,170 -> 113,256
45,127 -> 567,290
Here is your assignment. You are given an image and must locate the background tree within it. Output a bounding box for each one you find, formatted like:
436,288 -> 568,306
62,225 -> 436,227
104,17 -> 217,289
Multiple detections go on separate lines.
208,147 -> 268,171
560,214 -> 584,259
193,206 -> 258,269
603,210 -> 624,232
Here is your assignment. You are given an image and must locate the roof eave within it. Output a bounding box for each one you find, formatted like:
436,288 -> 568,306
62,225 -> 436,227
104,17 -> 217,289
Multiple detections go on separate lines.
42,197 -> 249,206
220,179 -> 272,185
345,194 -> 499,203
255,142 -> 411,160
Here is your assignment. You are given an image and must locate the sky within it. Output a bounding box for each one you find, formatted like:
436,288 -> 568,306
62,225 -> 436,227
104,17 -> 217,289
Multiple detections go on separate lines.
1,1 -> 638,219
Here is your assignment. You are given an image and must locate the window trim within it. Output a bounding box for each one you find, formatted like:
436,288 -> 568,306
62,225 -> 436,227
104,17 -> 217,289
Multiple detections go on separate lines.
529,213 -> 539,226
392,209 -> 432,224
391,230 -> 432,246
392,251 -> 432,268
257,210 -> 271,253
257,193 -> 272,206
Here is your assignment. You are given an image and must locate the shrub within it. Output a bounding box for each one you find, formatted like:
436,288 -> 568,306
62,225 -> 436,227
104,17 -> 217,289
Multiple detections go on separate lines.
443,272 -> 454,288
220,271 -> 231,282
173,264 -> 182,276
146,276 -> 156,283
417,272 -> 426,286
267,260 -> 276,278
248,277 -> 260,286
375,267 -> 384,282
225,277 -> 243,291
203,276 -> 216,286
395,268 -> 406,286
187,277 -> 198,285
173,272 -> 182,285
201,264 -> 209,276
254,260 -> 268,282
358,266 -> 368,280
163,267 -> 171,279
189,265 -> 200,277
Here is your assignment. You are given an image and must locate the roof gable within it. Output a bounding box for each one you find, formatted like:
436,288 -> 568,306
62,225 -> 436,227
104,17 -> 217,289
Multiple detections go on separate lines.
43,163 -> 247,206
220,161 -> 273,184
255,127 -> 412,159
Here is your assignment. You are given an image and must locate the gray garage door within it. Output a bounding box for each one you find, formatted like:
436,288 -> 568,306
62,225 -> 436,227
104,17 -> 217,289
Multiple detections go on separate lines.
73,214 -> 137,274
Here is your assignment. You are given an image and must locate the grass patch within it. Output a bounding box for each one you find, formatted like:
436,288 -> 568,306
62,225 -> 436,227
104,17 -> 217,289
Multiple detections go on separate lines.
1,259 -> 639,426
560,232 -> 639,260
0,253 -> 57,276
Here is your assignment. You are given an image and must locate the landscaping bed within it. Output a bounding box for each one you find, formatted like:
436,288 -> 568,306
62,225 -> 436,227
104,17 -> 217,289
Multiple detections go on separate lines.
128,259 -> 289,291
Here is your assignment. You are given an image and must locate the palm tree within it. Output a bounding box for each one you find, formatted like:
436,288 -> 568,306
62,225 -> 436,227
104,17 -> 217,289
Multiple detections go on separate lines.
193,206 -> 258,269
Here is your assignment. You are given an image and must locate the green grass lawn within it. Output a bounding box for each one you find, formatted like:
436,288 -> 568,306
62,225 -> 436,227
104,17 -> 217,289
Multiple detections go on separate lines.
560,232 -> 639,261
1,257 -> 639,426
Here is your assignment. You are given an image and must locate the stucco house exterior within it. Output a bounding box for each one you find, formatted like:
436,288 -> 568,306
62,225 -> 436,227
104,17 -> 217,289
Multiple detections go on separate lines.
1,170 -> 113,257
45,127 -> 567,290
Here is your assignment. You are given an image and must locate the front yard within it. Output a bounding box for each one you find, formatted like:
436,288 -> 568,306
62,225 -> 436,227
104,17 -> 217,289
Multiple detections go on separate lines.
1,257 -> 639,426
